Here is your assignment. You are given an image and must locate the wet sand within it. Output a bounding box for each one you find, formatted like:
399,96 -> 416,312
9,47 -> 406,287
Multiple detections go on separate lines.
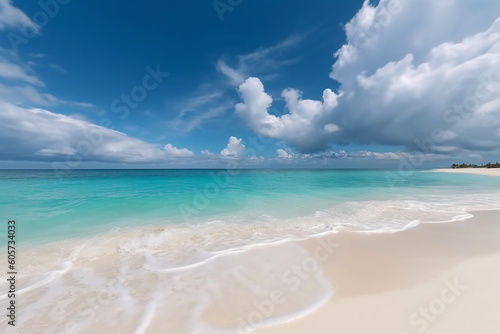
258,210 -> 500,334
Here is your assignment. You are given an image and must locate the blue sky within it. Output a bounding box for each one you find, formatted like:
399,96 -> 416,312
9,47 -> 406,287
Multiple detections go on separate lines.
1,0 -> 500,168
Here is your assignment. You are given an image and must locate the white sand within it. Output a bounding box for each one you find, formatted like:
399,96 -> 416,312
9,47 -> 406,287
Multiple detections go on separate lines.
3,211 -> 500,333
434,168 -> 500,176
257,210 -> 500,334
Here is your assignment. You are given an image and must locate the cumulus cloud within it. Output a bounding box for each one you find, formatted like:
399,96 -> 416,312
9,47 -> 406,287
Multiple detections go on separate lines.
332,0 -> 500,85
276,149 -> 292,159
236,77 -> 340,153
164,144 -> 194,157
221,136 -> 245,157
328,0 -> 500,154
235,0 -> 500,158
0,102 -> 194,163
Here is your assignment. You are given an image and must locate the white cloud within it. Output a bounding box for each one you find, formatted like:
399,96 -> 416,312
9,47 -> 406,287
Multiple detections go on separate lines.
301,150 -> 347,159
181,92 -> 222,109
0,83 -> 95,109
276,149 -> 292,159
239,35 -> 303,66
221,136 -> 245,157
164,144 -> 194,157
170,97 -> 232,133
235,0 -> 500,158
235,77 -> 340,153
0,0 -> 39,31
0,83 -> 57,105
0,58 -> 44,86
217,35 -> 303,86
174,35 -> 305,137
0,101 -> 468,166
323,123 -> 339,133
201,150 -> 214,155
329,1 -> 500,154
331,0 -> 500,87
216,60 -> 245,86
0,102 -> 195,163
0,51 -> 94,109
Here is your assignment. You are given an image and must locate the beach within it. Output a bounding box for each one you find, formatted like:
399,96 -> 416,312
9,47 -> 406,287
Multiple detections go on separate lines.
2,0 -> 500,333
258,210 -> 500,334
4,209 -> 499,334
434,168 -> 500,176
1,169 -> 500,333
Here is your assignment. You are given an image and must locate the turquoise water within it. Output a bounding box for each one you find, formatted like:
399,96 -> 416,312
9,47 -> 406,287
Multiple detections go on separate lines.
1,169 -> 500,244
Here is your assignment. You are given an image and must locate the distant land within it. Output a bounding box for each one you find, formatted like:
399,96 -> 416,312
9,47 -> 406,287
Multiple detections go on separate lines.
451,162 -> 500,169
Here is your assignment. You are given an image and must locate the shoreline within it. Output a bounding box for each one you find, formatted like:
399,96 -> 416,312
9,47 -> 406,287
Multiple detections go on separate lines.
434,167 -> 500,176
257,210 -> 500,334
2,209 -> 499,333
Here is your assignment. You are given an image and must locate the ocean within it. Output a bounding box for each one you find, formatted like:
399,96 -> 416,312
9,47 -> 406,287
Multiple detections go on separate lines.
2,169 -> 500,243
1,169 -> 500,333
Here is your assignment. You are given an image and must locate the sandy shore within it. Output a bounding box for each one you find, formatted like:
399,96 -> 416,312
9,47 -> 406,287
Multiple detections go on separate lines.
256,210 -> 500,334
3,210 -> 500,333
434,168 -> 500,176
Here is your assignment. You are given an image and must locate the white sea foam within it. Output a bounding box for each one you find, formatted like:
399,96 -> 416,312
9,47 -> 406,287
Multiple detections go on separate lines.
133,297 -> 158,334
